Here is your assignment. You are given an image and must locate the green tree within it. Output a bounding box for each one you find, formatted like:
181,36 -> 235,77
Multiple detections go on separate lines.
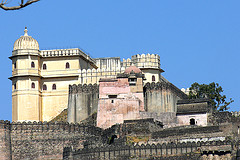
188,82 -> 234,112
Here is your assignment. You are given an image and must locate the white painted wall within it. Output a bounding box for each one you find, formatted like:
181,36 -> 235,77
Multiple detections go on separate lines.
177,113 -> 208,126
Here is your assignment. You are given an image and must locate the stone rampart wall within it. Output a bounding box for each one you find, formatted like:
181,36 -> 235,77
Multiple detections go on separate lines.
0,121 -> 11,160
68,84 -> 99,123
0,119 -> 239,159
208,112 -> 234,125
0,120 -> 103,160
64,140 -> 237,159
152,126 -> 221,139
143,82 -> 187,126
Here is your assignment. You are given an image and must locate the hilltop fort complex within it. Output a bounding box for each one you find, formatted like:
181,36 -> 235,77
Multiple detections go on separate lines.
0,28 -> 239,159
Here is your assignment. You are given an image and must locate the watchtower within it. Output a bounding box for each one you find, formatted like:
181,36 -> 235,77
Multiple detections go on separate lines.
9,27 -> 41,121
123,54 -> 164,83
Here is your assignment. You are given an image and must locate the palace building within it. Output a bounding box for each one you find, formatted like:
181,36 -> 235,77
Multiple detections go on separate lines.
10,28 -> 164,122
4,28 -> 240,160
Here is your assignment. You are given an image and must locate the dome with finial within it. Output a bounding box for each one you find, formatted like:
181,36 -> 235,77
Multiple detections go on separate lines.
13,27 -> 39,51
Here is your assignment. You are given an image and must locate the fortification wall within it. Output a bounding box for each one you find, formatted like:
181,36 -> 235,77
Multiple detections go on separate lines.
0,121 -> 11,160
0,119 -> 240,159
64,140 -> 237,159
143,82 -> 187,126
68,84 -> 99,123
0,121 -> 103,160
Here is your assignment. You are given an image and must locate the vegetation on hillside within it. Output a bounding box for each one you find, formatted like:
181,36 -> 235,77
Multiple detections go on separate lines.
188,82 -> 234,112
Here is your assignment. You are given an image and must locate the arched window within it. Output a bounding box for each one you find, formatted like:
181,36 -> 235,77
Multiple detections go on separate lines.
14,62 -> 16,69
52,84 -> 56,90
152,75 -> 155,82
66,62 -> 70,69
31,82 -> 35,89
43,84 -> 47,90
43,64 -> 47,70
31,62 -> 35,68
14,84 -> 16,90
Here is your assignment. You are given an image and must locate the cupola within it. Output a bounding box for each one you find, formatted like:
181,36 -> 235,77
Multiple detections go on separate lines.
13,27 -> 39,51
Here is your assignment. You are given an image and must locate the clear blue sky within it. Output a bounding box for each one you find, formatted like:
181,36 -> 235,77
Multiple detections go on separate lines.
0,1 -> 239,120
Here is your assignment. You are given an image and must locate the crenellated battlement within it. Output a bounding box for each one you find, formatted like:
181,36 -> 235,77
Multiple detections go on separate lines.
122,58 -> 132,67
0,120 -> 103,135
132,53 -> 160,69
65,140 -> 235,159
122,53 -> 161,70
69,84 -> 99,94
231,111 -> 240,117
0,120 -> 105,159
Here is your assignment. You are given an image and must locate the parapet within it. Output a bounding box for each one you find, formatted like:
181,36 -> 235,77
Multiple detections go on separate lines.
1,120 -> 103,135
65,140 -> 235,159
41,48 -> 96,66
131,53 -> 160,69
122,53 -> 161,70
231,111 -> 240,117
69,84 -> 99,94
144,82 -> 188,99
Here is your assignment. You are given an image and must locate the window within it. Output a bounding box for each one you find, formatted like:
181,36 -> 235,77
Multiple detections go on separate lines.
31,62 -> 35,68
43,64 -> 47,70
66,62 -> 70,69
14,62 -> 16,69
31,82 -> 35,89
108,95 -> 117,98
43,84 -> 47,90
14,84 -> 16,90
129,78 -> 136,82
152,75 -> 155,82
111,100 -> 114,103
190,118 -> 195,125
52,84 -> 56,90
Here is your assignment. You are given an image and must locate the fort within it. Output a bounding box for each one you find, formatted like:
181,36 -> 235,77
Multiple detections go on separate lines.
0,28 -> 239,159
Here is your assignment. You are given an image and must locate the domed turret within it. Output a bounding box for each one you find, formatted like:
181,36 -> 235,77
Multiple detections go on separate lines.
13,27 -> 39,51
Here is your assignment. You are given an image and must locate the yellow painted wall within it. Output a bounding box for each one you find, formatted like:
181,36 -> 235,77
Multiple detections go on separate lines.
11,48 -> 162,122
41,77 -> 79,121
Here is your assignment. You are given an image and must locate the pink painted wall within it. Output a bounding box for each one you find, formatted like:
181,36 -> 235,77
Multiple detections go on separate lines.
97,78 -> 144,129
